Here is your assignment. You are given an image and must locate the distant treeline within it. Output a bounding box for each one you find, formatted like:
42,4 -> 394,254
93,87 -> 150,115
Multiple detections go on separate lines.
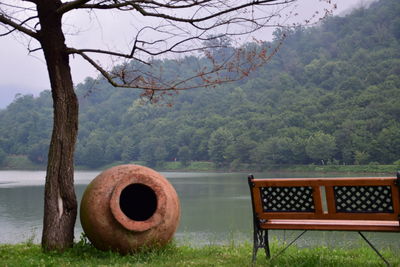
0,0 -> 399,169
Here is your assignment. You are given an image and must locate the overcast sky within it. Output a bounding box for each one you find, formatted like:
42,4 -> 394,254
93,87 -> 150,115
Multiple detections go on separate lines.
0,0 -> 367,108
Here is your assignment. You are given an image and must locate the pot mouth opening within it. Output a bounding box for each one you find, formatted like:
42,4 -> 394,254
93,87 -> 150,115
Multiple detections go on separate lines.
119,183 -> 157,222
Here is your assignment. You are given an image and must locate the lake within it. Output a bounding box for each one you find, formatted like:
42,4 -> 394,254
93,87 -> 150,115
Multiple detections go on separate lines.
0,170 -> 399,249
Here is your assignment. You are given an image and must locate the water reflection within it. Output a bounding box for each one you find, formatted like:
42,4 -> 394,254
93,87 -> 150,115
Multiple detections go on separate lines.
0,186 -> 44,242
0,170 -> 398,249
173,174 -> 252,244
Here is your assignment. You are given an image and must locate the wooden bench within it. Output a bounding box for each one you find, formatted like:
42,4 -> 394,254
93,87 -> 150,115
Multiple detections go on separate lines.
248,173 -> 400,265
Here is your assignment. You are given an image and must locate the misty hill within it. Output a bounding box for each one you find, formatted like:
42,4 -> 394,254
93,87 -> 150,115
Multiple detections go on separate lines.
0,0 -> 399,169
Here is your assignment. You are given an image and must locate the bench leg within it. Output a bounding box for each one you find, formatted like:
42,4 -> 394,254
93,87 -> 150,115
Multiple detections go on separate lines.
264,230 -> 271,259
271,230 -> 307,260
252,228 -> 270,264
358,231 -> 391,267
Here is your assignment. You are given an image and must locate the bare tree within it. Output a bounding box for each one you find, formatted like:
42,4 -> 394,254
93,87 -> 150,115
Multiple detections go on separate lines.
0,0 -> 334,251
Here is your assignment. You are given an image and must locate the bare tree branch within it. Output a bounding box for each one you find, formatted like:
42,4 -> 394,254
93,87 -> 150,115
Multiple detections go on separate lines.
69,47 -> 175,94
22,0 -> 38,4
0,15 -> 37,36
68,0 -> 216,11
67,47 -> 149,65
0,13 -> 38,39
57,0 -> 92,14
67,47 -> 130,88
68,34 -> 285,97
76,0 -> 293,25
142,0 -> 290,24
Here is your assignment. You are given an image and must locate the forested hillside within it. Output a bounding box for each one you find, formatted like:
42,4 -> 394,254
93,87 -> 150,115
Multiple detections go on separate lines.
0,0 -> 399,169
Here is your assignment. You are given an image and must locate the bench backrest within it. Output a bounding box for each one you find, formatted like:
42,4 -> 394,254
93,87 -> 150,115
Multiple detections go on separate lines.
248,176 -> 400,221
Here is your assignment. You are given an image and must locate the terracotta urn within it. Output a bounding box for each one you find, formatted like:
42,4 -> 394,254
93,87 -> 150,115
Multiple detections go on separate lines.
80,164 -> 180,253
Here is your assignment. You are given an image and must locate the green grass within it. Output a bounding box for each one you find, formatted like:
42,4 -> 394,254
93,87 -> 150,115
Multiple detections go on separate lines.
268,164 -> 399,174
0,241 -> 398,267
75,161 -> 148,171
161,161 -> 216,172
1,156 -> 398,174
159,162 -> 399,174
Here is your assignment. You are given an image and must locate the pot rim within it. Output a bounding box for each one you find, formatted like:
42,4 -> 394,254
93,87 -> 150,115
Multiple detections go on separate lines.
110,175 -> 166,232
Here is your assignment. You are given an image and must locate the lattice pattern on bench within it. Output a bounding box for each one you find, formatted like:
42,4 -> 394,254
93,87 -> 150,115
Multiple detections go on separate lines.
334,185 -> 394,213
260,186 -> 315,212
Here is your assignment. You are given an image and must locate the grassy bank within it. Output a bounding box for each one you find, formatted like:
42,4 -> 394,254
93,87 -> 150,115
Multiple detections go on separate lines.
1,155 -> 45,170
1,155 -> 398,174
160,161 -> 216,172
264,164 -> 399,174
0,241 -> 398,267
161,162 -> 399,174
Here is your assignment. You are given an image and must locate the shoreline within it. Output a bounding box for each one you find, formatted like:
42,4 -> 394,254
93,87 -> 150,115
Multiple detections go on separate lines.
1,155 -> 398,174
1,164 -> 398,175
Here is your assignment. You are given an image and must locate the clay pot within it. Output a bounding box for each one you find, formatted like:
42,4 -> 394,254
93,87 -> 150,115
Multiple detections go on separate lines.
80,164 -> 180,254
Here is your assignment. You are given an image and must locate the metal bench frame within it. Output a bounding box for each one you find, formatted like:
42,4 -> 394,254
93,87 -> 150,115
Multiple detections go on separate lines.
248,172 -> 400,266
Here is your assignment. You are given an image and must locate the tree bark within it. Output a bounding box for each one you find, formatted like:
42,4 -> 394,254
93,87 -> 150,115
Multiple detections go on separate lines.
37,1 -> 79,251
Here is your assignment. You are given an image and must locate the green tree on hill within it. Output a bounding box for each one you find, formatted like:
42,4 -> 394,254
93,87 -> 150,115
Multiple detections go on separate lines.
306,132 -> 337,165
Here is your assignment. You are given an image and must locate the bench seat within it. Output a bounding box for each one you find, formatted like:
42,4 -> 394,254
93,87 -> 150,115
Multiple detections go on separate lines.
260,219 -> 400,232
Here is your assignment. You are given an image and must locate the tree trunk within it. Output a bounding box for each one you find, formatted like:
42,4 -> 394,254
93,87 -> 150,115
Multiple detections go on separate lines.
37,1 -> 79,251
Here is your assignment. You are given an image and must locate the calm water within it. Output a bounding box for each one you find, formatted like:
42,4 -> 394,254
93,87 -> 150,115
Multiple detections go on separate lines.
0,170 -> 398,249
